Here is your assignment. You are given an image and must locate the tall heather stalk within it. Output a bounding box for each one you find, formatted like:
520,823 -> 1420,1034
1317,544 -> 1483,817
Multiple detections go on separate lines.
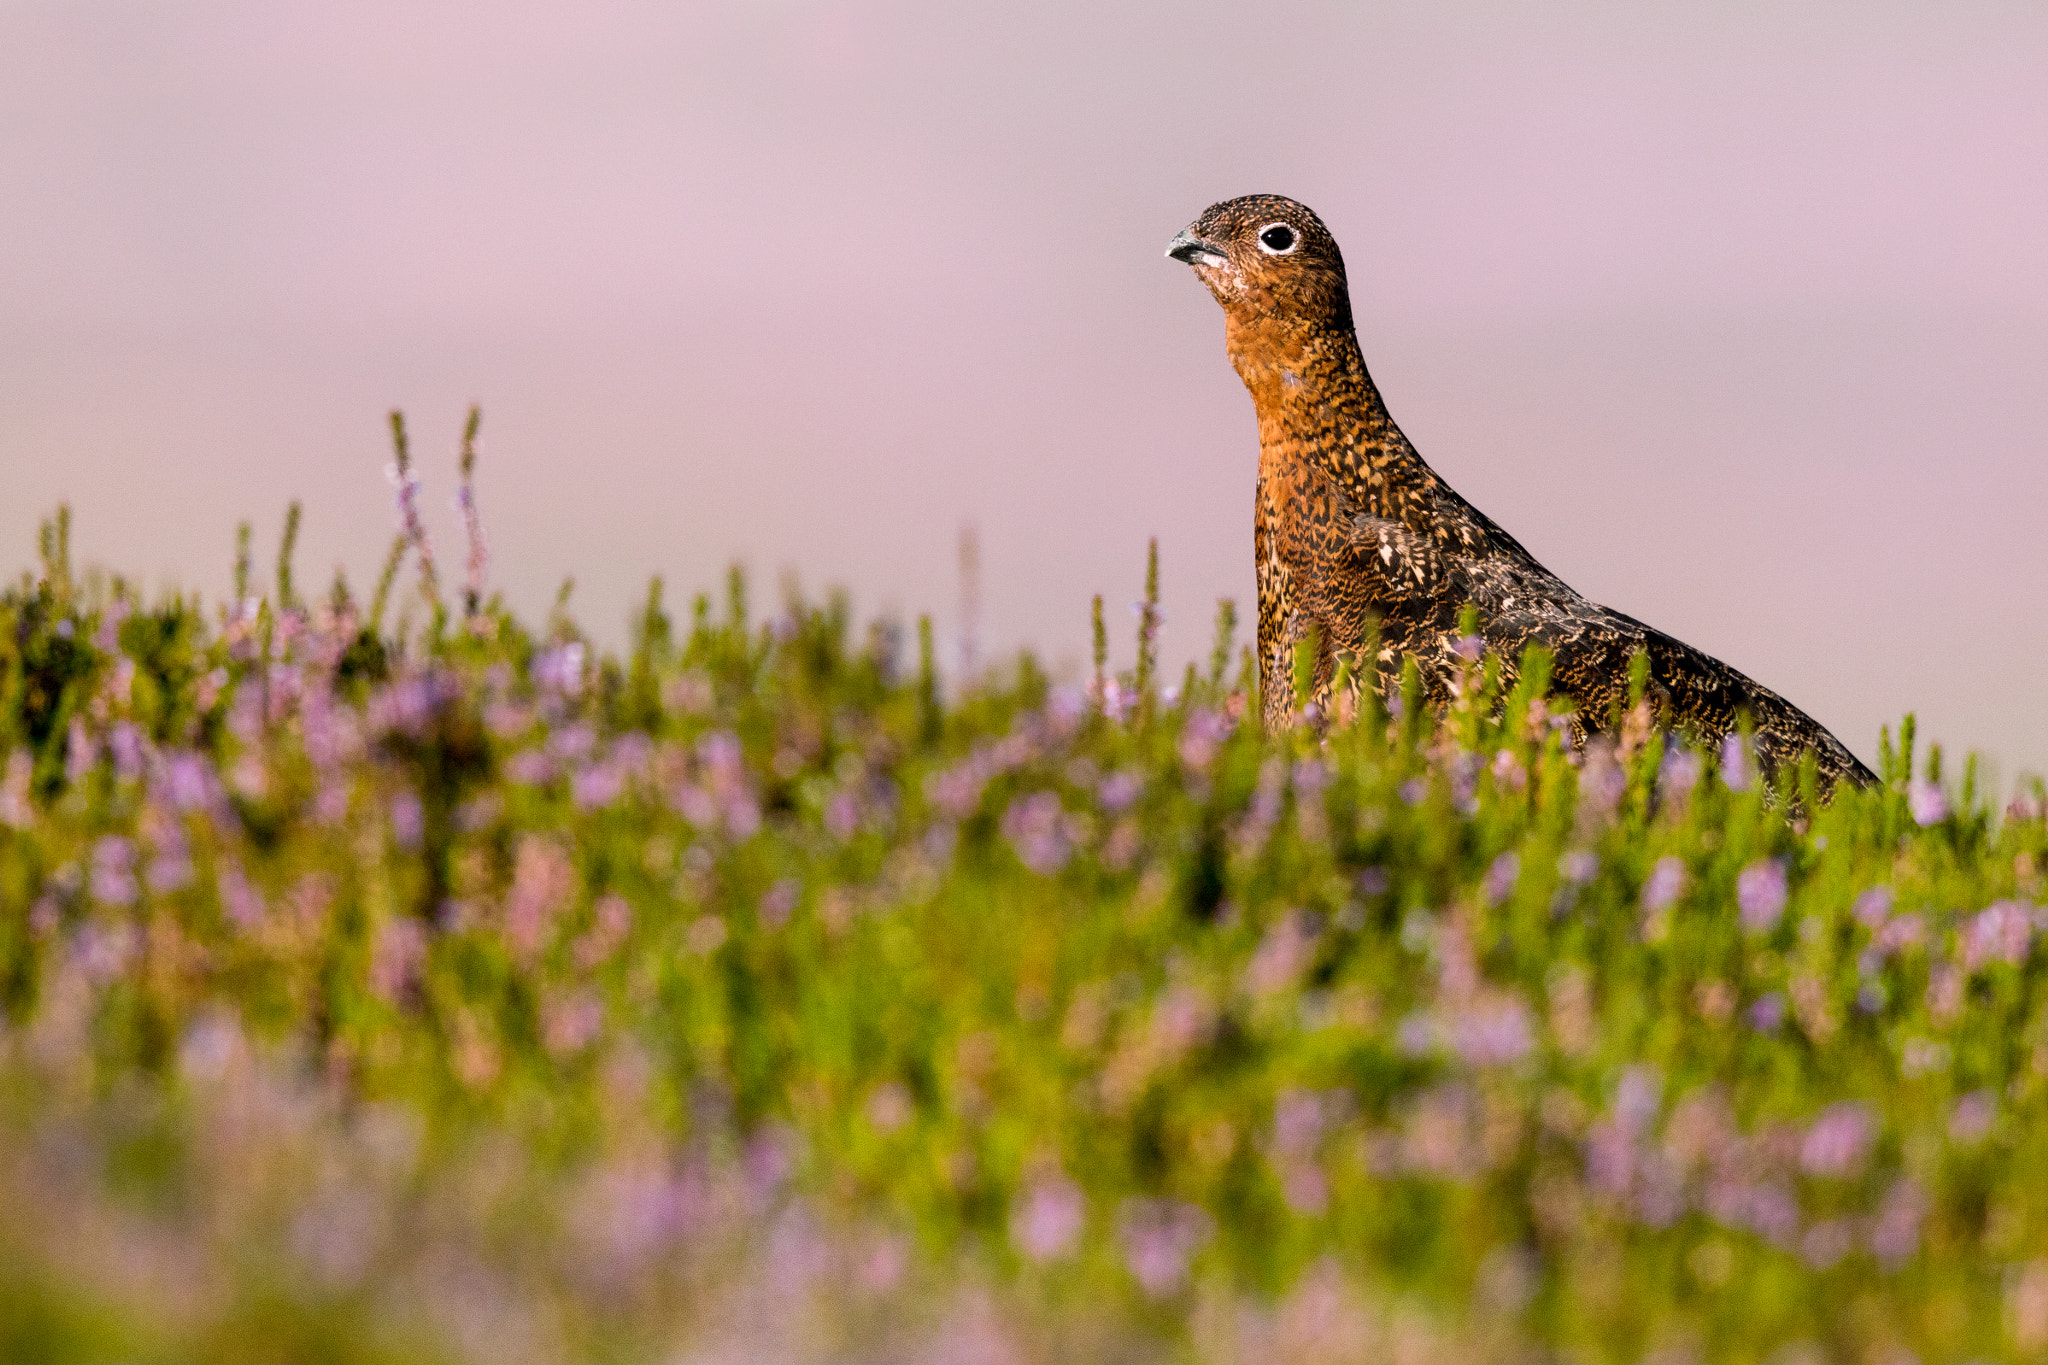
456,404 -> 488,619
1133,537 -> 1161,704
386,410 -> 440,611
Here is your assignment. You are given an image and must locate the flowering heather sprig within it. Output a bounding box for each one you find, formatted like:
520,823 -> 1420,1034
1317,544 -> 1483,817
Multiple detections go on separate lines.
1908,779 -> 1950,826
385,409 -> 439,609
455,404 -> 488,619
1737,858 -> 1788,934
2,513 -> 2045,1365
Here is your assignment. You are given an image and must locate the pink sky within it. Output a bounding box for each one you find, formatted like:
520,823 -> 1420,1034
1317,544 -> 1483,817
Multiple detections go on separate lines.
2,0 -> 2044,780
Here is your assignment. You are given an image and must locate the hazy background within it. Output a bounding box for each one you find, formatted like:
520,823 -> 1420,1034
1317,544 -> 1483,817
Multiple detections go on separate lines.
2,0 -> 2043,782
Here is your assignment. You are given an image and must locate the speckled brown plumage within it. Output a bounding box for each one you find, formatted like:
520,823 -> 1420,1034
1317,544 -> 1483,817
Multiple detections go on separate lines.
1168,194 -> 1874,794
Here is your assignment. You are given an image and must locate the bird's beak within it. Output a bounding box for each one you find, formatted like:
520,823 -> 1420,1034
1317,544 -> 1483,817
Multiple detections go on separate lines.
1166,228 -> 1229,268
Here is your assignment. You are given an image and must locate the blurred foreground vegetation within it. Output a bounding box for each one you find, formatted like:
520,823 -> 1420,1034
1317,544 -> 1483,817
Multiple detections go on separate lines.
2,484 -> 2046,1364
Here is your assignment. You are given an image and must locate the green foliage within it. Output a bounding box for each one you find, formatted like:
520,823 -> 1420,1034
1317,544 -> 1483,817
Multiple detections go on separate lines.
0,513 -> 2044,1364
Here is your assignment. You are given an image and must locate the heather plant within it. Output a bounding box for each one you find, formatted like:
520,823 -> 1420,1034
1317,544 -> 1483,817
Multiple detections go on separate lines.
1,424 -> 2046,1363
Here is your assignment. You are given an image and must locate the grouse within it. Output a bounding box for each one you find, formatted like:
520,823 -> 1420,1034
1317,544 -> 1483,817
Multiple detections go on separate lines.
1167,194 -> 1874,793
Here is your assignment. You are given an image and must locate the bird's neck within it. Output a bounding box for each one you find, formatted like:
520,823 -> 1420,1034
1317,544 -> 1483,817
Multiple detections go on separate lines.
1225,313 -> 1428,511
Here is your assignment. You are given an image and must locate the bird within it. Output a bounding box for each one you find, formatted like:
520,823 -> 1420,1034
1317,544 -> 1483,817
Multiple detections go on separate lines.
1165,193 -> 1874,794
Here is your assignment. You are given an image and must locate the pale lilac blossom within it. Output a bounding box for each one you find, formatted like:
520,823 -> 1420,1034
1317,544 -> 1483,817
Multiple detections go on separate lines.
390,789 -> 424,851
1097,769 -> 1144,814
1453,994 -> 1534,1067
1482,852 -> 1520,907
1800,1102 -> 1876,1178
1963,900 -> 2032,970
1749,992 -> 1786,1032
1658,746 -> 1703,802
1949,1090 -> 1996,1145
1117,1198 -> 1212,1297
1643,856 -> 1687,912
1002,791 -> 1073,875
1720,734 -> 1753,792
1737,858 -> 1788,933
90,836 -> 138,906
1853,885 -> 1895,927
1908,780 -> 1949,826
1011,1174 -> 1086,1262
1870,1179 -> 1928,1267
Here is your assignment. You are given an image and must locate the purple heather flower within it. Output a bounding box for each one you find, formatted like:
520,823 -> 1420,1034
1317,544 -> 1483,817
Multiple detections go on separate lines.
1481,852 -> 1520,907
1451,633 -> 1484,661
1907,779 -> 1949,826
1271,1090 -> 1328,1160
178,1011 -> 245,1081
1632,1150 -> 1685,1228
90,836 -> 138,907
1002,791 -> 1073,876
1737,858 -> 1788,934
369,917 -> 427,1004
1745,1181 -> 1802,1249
1117,1198 -> 1212,1298
1245,912 -> 1316,998
1642,856 -> 1687,913
1949,1089 -> 1996,1145
505,749 -> 555,786
213,860 -> 264,930
1615,1066 -> 1663,1136
549,723 -> 597,762
1581,746 -> 1627,814
541,990 -> 605,1057
1877,913 -> 1926,955
824,788 -> 860,839
532,642 -> 586,697
1584,1120 -> 1634,1198
1853,885 -> 1895,928
1177,708 -> 1232,771
571,762 -> 624,810
1453,995 -> 1534,1067
108,721 -> 145,782
1657,746 -> 1703,802
1097,769 -> 1144,814
389,789 -> 424,851
1046,685 -> 1088,729
1012,1174 -> 1086,1263
1801,1218 -> 1854,1270
1396,1012 -> 1439,1057
1963,900 -> 2033,970
1869,1178 -> 1927,1268
1748,992 -> 1787,1032
1720,733 -> 1753,792
1399,777 -> 1428,807
1558,849 -> 1599,886
73,920 -> 138,984
926,763 -> 987,821
1800,1101 -> 1876,1178
64,716 -> 97,785
1277,1160 -> 1329,1216
759,879 -> 800,929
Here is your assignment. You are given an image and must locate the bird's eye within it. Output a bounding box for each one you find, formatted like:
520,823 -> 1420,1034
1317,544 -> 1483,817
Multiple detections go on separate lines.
1257,223 -> 1297,254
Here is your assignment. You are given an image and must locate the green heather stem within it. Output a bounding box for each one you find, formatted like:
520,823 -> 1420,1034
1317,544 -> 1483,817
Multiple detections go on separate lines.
1090,594 -> 1107,705
233,521 -> 252,605
368,533 -> 408,636
1134,537 -> 1160,704
1208,598 -> 1237,692
276,501 -> 302,611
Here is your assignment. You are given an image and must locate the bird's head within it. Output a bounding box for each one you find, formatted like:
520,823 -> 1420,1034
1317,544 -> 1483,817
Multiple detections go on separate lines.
1166,194 -> 1351,332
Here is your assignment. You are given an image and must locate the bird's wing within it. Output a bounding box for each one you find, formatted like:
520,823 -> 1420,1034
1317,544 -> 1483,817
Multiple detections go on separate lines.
1346,514 -> 1449,592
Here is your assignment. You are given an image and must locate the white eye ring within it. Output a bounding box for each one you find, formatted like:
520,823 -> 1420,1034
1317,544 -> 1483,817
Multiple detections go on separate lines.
1256,222 -> 1298,255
